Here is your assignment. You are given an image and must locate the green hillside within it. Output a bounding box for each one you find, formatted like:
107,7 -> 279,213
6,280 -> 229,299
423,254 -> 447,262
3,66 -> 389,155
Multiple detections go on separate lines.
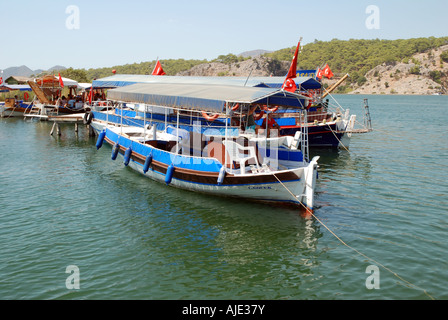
57,37 -> 448,86
266,37 -> 448,86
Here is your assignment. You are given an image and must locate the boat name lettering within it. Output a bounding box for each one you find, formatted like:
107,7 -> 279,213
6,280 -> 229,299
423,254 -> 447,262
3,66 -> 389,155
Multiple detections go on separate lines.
248,186 -> 272,190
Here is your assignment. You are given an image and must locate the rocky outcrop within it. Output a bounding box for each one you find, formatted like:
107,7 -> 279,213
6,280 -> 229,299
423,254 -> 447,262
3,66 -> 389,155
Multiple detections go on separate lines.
350,45 -> 448,95
175,45 -> 448,95
176,56 -> 289,77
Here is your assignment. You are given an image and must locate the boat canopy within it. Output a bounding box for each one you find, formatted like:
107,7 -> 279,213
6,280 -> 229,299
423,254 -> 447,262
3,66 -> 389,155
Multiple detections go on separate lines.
0,84 -> 32,92
107,83 -> 308,113
92,74 -> 321,90
78,83 -> 92,90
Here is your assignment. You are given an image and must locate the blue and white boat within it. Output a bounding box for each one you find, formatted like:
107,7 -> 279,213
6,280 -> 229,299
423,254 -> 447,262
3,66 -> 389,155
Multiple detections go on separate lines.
90,83 -> 319,211
90,73 -> 358,148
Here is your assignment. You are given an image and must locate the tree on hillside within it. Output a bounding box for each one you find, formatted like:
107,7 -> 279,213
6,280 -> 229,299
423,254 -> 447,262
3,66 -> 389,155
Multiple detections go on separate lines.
60,68 -> 89,83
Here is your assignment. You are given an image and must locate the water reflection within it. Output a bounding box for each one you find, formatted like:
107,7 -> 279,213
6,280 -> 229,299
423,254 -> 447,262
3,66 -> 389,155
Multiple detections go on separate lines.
96,160 -> 326,298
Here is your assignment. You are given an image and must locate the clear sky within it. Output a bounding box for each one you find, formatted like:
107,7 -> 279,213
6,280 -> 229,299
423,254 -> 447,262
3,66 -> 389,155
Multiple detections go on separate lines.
1,0 -> 448,71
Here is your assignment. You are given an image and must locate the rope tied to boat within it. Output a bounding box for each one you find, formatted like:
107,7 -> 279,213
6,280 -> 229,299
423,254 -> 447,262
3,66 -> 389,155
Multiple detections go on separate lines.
272,173 -> 436,300
325,123 -> 350,152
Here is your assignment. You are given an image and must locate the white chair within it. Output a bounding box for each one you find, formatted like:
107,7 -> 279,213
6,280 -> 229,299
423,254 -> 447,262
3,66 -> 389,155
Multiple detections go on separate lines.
222,140 -> 260,174
290,131 -> 301,150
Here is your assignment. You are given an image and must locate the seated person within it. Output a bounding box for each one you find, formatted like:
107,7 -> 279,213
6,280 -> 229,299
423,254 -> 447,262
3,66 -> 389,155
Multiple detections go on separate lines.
67,95 -> 76,108
61,96 -> 68,107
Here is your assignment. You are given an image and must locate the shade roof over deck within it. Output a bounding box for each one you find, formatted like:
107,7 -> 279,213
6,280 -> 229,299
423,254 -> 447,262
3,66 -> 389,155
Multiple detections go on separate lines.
107,82 -> 307,113
0,84 -> 32,92
93,74 -> 321,90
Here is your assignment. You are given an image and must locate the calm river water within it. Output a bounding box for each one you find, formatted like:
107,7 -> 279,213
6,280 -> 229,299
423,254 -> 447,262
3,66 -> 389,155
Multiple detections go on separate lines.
0,94 -> 447,300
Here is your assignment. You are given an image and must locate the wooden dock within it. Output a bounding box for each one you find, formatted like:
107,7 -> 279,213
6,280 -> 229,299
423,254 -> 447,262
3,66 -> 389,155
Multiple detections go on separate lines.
48,113 -> 94,136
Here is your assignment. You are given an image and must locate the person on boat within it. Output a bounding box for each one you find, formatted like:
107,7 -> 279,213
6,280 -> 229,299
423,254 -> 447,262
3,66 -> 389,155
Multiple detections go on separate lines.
61,96 -> 68,107
67,95 -> 76,108
14,95 -> 20,107
260,112 -> 280,137
246,105 -> 259,134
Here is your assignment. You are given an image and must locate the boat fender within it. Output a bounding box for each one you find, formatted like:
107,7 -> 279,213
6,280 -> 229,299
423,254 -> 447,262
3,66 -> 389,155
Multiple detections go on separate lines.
83,111 -> 93,125
111,143 -> 120,160
123,146 -> 132,166
165,164 -> 175,185
217,166 -> 226,185
96,130 -> 106,150
143,151 -> 153,173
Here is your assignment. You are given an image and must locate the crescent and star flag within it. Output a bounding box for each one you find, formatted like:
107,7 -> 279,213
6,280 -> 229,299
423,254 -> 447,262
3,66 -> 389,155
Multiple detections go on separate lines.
152,60 -> 166,75
283,78 -> 297,93
316,68 -> 324,80
282,40 -> 300,92
58,73 -> 64,88
323,64 -> 334,79
0,70 -> 3,85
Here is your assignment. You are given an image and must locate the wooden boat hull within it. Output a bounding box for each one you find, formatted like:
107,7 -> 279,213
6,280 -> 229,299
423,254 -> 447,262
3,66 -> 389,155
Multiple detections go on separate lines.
96,124 -> 318,210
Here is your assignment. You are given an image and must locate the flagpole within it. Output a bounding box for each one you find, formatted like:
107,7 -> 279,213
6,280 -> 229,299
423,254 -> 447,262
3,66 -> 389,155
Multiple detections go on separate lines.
151,57 -> 159,75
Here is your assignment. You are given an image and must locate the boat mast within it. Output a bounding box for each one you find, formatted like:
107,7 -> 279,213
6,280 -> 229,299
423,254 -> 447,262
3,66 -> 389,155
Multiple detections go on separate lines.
225,101 -> 229,169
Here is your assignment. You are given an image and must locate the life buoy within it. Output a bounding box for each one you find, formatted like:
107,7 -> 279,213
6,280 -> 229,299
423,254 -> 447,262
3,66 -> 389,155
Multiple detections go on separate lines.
306,99 -> 312,109
24,92 -> 29,101
83,111 -> 93,125
228,103 -> 240,111
202,111 -> 220,122
302,93 -> 312,109
263,105 -> 279,113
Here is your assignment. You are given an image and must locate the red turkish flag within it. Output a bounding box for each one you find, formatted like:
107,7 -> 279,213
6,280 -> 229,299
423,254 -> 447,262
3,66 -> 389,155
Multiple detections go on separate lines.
323,64 -> 334,79
285,41 -> 300,80
89,86 -> 94,104
316,68 -> 324,80
282,41 -> 300,92
282,78 -> 297,93
152,60 -> 166,75
0,76 -> 3,85
58,73 -> 64,88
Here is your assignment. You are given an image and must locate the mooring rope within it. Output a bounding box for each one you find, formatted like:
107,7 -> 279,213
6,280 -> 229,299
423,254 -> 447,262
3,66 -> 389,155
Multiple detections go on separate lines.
272,173 -> 435,300
325,123 -> 351,152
